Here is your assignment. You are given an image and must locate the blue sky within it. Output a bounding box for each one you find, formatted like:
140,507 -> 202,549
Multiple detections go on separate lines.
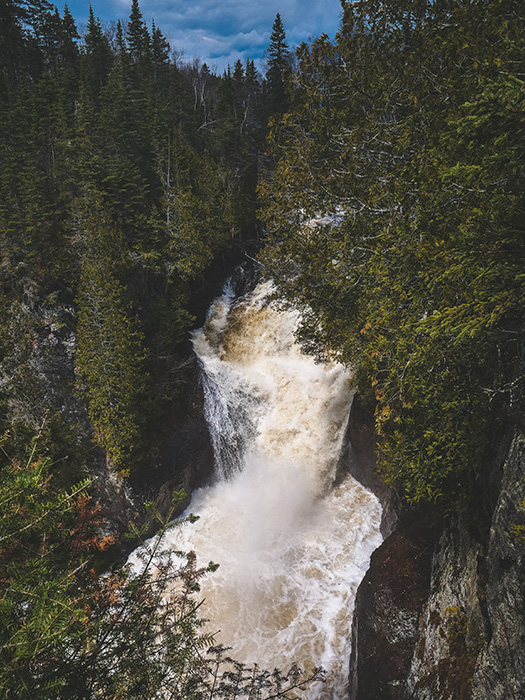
63,0 -> 344,72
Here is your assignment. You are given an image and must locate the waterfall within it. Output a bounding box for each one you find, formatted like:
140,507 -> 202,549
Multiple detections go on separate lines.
159,281 -> 382,699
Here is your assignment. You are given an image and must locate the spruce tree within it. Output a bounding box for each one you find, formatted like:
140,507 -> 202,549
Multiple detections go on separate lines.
59,4 -> 79,88
61,4 -> 78,56
265,12 -> 291,116
75,191 -> 148,472
150,19 -> 170,91
151,19 -> 169,66
245,58 -> 258,86
233,57 -> 244,82
126,0 -> 150,64
0,0 -> 52,85
82,5 -> 112,103
114,18 -> 124,51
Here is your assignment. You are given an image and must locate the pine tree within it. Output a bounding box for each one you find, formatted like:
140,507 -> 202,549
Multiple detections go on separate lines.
126,0 -> 150,64
81,5 -> 112,103
74,191 -> 148,472
265,13 -> 292,116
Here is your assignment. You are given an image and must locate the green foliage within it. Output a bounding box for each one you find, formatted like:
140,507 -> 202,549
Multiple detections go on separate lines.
0,428 -> 91,698
165,140 -> 234,280
81,6 -> 113,103
0,6 -> 327,696
261,0 -> 525,509
74,191 -> 148,470
126,0 -> 150,64
0,0 -> 268,479
0,434 -> 324,699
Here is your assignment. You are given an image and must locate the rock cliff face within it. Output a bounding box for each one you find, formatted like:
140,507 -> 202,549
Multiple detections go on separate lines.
469,429 -> 525,699
402,429 -> 525,700
139,358 -> 215,521
348,396 -> 525,700
349,509 -> 440,700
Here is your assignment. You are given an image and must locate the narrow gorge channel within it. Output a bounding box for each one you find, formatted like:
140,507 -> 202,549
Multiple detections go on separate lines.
158,281 -> 382,699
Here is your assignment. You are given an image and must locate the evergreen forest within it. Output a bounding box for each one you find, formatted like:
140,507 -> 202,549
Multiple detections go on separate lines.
262,0 -> 524,511
0,0 -> 524,697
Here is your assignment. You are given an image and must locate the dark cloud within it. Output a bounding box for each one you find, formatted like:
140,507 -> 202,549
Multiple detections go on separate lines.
68,0 -> 343,72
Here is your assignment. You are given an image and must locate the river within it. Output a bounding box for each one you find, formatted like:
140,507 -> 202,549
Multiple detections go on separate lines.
144,280 -> 382,699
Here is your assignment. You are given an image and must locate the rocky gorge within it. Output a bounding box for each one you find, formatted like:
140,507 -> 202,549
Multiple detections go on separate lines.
94,278 -> 524,700
113,304 -> 525,700
19,268 -> 524,700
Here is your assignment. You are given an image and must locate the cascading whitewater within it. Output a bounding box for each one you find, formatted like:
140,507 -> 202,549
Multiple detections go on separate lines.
159,281 -> 382,700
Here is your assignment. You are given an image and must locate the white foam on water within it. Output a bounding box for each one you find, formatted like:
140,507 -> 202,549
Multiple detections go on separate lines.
141,281 -> 383,699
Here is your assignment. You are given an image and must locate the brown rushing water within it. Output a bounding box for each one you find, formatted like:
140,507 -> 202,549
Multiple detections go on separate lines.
141,282 -> 382,700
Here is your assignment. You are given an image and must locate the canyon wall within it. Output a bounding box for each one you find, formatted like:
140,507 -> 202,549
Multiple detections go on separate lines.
347,399 -> 525,700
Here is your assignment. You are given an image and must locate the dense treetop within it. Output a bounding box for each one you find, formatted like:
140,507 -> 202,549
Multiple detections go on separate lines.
261,0 -> 525,511
0,0 -> 275,475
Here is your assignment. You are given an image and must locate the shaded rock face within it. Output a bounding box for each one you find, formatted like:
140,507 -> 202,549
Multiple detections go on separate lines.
349,509 -> 441,700
344,394 -> 401,537
469,430 -> 525,699
88,448 -> 139,538
403,527 -> 488,699
349,426 -> 525,700
87,358 -> 215,560
405,432 -> 525,700
136,263 -> 262,522
152,378 -> 215,520
403,430 -> 525,700
98,263 -> 259,542
131,357 -> 215,525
